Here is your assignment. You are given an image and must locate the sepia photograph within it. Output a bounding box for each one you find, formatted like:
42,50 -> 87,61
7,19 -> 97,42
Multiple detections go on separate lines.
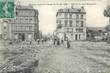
0,0 -> 110,73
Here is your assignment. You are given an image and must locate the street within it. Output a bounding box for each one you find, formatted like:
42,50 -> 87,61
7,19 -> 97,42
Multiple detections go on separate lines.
0,41 -> 110,73
36,41 -> 110,73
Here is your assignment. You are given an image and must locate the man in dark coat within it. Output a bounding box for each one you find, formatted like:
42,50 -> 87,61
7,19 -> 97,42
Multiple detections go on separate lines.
66,38 -> 70,48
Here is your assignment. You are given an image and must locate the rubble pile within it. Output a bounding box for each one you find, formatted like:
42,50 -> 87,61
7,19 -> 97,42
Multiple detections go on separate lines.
0,42 -> 40,73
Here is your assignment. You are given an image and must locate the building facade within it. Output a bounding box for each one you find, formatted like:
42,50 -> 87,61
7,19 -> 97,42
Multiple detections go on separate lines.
1,5 -> 39,41
56,6 -> 86,41
87,27 -> 107,41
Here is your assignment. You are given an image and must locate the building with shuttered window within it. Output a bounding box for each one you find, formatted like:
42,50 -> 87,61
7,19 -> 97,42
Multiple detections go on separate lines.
56,6 -> 86,41
1,5 -> 39,41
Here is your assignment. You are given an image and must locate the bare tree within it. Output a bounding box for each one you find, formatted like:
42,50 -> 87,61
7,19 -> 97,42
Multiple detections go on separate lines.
104,5 -> 110,43
104,5 -> 110,17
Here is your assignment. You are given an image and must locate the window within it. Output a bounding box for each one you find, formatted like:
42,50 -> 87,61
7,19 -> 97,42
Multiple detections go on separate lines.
29,19 -> 32,21
76,28 -> 83,32
67,28 -> 69,32
76,14 -> 79,19
81,15 -> 83,19
4,26 -> 6,30
29,26 -> 32,31
20,18 -> 23,23
79,34 -> 81,40
65,13 -> 68,18
66,28 -> 69,32
58,13 -> 62,16
76,21 -> 79,24
26,26 -> 29,31
76,21 -> 79,26
81,21 -> 84,27
57,20 -> 61,24
70,20 -> 72,27
66,28 -> 72,32
59,20 -> 61,24
65,20 -> 68,26
69,14 -> 72,18
25,18 -> 28,20
29,18 -> 33,23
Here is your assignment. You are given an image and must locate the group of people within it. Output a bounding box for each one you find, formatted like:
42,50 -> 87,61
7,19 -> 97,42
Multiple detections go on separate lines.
36,39 -> 48,45
15,37 -> 71,48
35,37 -> 71,48
53,38 -> 71,48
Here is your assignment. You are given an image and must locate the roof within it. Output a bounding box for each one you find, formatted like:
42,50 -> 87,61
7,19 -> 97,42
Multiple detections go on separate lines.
16,5 -> 38,14
87,27 -> 106,32
16,5 -> 34,10
57,6 -> 86,14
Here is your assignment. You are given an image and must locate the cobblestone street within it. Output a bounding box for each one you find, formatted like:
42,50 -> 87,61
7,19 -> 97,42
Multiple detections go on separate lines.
36,41 -> 110,73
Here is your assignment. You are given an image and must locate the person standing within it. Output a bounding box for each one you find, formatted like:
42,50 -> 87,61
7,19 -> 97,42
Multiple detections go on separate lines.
57,39 -> 60,45
61,39 -> 64,44
53,38 -> 56,45
66,39 -> 70,48
41,38 -> 44,44
37,39 -> 40,45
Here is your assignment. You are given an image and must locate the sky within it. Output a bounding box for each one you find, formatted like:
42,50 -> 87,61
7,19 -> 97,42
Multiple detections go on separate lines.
0,0 -> 110,34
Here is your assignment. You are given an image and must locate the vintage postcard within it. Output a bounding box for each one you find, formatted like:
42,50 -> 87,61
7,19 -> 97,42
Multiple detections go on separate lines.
0,0 -> 110,73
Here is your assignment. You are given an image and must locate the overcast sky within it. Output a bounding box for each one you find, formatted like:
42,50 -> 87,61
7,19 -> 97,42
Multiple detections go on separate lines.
0,0 -> 110,34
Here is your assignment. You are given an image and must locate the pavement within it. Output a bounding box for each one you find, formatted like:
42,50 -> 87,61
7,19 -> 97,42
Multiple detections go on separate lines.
35,41 -> 110,73
0,41 -> 110,73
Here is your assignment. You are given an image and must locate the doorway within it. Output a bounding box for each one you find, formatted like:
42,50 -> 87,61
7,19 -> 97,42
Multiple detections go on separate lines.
18,33 -> 25,41
21,33 -> 25,41
75,34 -> 78,40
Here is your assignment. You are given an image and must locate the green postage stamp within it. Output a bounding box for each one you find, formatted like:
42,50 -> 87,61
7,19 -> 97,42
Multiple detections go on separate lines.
0,0 -> 15,19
